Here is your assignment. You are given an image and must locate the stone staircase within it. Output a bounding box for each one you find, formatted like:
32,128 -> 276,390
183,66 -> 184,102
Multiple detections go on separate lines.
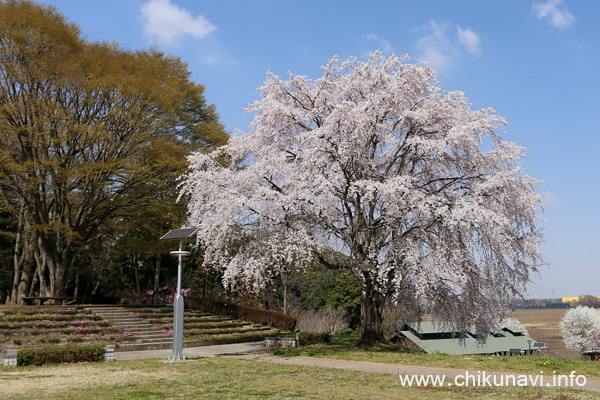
86,305 -> 280,352
87,306 -> 174,352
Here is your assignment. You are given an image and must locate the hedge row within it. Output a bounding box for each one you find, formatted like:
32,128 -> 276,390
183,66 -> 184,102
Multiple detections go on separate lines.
16,344 -> 105,366
2,314 -> 103,323
3,308 -> 82,315
298,332 -> 330,345
186,297 -> 296,331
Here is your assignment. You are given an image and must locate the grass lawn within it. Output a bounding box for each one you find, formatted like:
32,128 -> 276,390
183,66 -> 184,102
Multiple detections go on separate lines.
272,334 -> 600,379
1,357 -> 597,399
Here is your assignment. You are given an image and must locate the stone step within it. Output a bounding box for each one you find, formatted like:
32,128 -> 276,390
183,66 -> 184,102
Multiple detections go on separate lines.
107,319 -> 152,324
115,341 -> 174,351
133,336 -> 170,341
133,332 -> 169,337
127,330 -> 165,335
117,321 -> 160,326
120,327 -> 163,333
136,337 -> 174,343
83,307 -> 270,350
97,313 -> 144,318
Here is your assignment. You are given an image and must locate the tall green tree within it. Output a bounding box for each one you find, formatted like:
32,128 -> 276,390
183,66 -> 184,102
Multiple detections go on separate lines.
0,0 -> 228,300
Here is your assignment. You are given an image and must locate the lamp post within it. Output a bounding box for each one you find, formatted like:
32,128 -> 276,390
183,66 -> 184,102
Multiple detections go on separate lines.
159,227 -> 199,362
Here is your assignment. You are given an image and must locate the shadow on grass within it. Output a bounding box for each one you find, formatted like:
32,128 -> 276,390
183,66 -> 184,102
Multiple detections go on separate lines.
272,333 -> 413,357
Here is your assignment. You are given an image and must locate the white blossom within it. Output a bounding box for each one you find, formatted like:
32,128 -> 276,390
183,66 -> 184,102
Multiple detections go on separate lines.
559,306 -> 600,353
180,52 -> 545,344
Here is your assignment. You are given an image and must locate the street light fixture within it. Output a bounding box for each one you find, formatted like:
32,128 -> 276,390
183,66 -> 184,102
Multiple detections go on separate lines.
159,227 -> 199,362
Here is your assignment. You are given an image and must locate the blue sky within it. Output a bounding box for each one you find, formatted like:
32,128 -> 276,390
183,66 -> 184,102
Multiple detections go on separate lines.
41,0 -> 599,299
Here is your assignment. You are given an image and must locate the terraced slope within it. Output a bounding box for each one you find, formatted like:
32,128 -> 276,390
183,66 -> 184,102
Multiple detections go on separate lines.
121,306 -> 281,351
0,307 -> 131,349
0,306 -> 281,353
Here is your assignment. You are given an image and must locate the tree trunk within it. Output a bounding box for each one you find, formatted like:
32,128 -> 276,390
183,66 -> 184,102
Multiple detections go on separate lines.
133,253 -> 141,304
50,256 -> 71,298
153,254 -> 161,305
33,245 -> 49,297
90,262 -> 105,299
52,264 -> 65,297
281,268 -> 288,315
357,272 -> 385,347
17,250 -> 35,299
9,204 -> 25,303
10,244 -> 21,303
28,263 -> 39,297
73,265 -> 80,297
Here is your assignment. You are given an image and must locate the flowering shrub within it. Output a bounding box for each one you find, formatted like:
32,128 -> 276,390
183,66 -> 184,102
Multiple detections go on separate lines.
146,285 -> 191,305
74,327 -> 100,334
590,328 -> 600,350
559,306 -> 600,352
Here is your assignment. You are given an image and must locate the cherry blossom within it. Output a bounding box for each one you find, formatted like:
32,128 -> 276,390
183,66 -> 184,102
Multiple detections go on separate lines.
180,52 -> 545,346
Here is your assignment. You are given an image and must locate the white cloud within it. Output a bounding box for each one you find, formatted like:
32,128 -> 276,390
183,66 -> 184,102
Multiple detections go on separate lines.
415,21 -> 456,72
542,192 -> 562,205
532,0 -> 575,28
457,25 -> 481,57
365,34 -> 393,54
141,0 -> 216,46
202,54 -> 220,65
415,22 -> 482,73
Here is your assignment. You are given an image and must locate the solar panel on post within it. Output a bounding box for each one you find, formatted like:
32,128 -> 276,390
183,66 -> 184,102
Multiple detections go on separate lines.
159,227 -> 200,241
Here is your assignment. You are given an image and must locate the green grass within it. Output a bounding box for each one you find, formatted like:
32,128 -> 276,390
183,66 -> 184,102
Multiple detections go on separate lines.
271,333 -> 600,379
1,357 -> 596,399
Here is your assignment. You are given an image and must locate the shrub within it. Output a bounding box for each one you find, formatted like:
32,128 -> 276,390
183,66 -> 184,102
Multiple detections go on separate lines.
591,328 -> 600,350
295,308 -> 349,334
17,344 -> 105,366
299,332 -> 330,346
559,306 -> 600,352
186,297 -> 296,331
146,285 -> 191,305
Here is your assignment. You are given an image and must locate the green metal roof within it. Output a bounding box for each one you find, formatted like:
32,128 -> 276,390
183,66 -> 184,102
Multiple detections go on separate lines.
399,324 -> 548,355
503,326 -> 526,335
408,322 -> 461,335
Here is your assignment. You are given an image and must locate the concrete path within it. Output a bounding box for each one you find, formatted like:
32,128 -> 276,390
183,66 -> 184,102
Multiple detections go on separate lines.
114,341 -> 267,360
115,341 -> 600,393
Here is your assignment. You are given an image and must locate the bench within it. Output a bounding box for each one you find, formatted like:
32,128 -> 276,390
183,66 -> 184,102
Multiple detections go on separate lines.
508,348 -> 522,356
21,296 -> 86,305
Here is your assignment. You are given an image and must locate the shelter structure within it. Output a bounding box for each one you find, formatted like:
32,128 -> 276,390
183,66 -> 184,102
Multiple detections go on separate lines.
581,349 -> 600,361
392,322 -> 548,356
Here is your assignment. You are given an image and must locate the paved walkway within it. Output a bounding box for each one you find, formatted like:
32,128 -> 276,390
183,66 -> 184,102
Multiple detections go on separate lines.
115,342 -> 600,393
114,341 -> 267,360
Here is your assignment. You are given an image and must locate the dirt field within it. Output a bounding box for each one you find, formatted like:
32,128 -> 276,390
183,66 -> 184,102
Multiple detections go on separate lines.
512,308 -> 581,359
